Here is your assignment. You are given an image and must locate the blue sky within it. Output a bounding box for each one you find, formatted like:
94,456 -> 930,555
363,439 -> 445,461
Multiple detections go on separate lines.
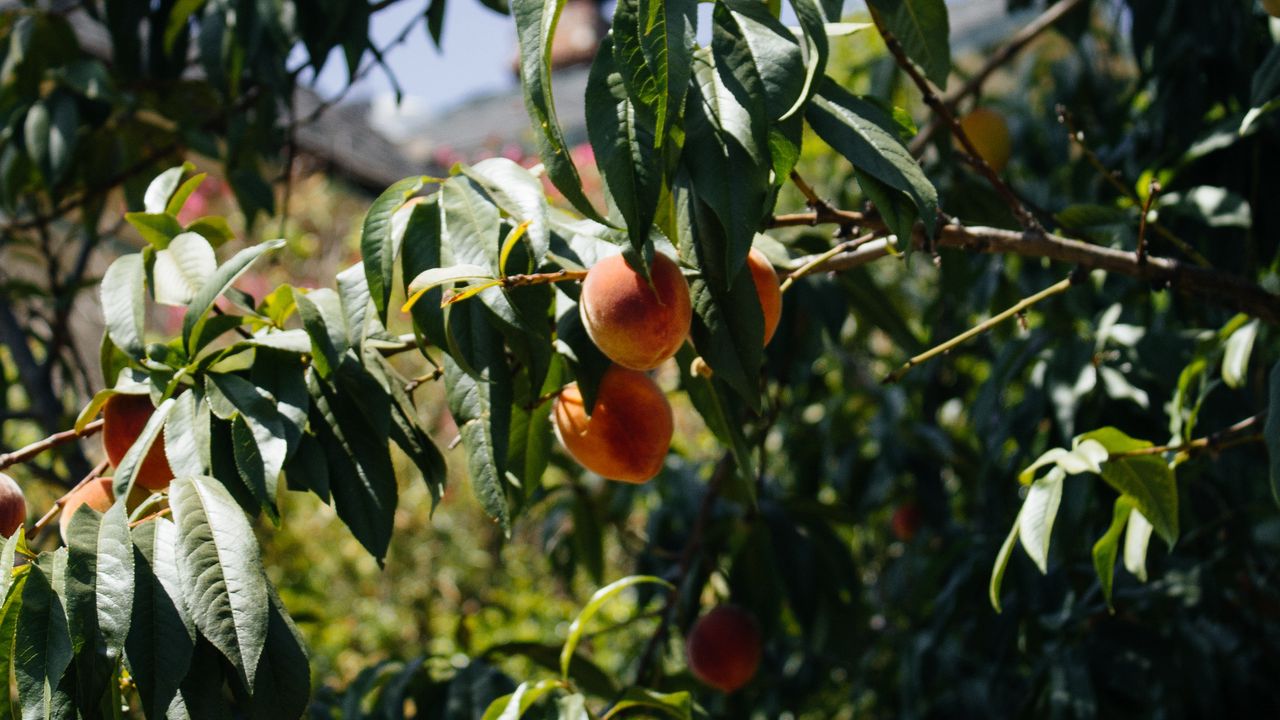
299,0 -> 835,116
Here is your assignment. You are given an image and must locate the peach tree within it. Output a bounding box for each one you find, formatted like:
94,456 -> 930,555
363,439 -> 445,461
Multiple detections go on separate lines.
1,0 -> 1280,717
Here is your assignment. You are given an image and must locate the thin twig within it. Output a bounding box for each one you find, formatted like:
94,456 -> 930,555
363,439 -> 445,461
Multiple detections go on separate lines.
909,0 -> 1089,155
871,7 -> 1043,233
883,274 -> 1080,383
500,268 -> 588,288
768,210 -> 1280,325
1058,107 -> 1211,268
779,232 -> 879,293
0,419 -> 104,471
1135,180 -> 1160,266
29,460 -> 108,540
1111,412 -> 1266,459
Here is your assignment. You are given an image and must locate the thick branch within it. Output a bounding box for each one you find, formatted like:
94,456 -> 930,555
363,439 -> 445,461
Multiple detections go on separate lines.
0,419 -> 104,471
773,211 -> 1280,325
909,0 -> 1089,155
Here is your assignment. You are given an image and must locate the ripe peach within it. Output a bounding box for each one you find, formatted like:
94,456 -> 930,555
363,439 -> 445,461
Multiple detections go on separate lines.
892,502 -> 922,542
957,107 -> 1012,173
58,477 -> 116,542
552,365 -> 673,483
686,605 -> 762,693
580,252 -> 691,370
0,473 -> 25,537
102,393 -> 174,491
746,248 -> 782,346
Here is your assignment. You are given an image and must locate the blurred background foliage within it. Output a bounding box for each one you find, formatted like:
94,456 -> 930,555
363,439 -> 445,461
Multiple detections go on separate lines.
2,0 -> 1280,718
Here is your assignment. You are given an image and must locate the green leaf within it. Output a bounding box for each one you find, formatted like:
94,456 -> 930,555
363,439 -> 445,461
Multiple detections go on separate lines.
405,264 -> 495,306
443,305 -> 513,530
164,390 -> 208,477
512,0 -> 608,222
683,48 -> 771,279
152,232 -> 217,306
362,176 -> 428,323
165,172 -> 207,216
585,36 -> 662,257
100,254 -> 146,358
808,79 -> 938,237
612,0 -> 696,142
1267,361 -> 1280,508
481,679 -> 564,720
1078,428 -> 1179,547
113,397 -> 175,499
295,289 -> 349,379
989,510 -> 1021,613
684,197 -> 764,411
464,158 -> 553,263
676,345 -> 757,503
0,530 -> 22,600
482,641 -> 617,699
0,572 -> 27,720
307,369 -> 398,562
602,689 -> 693,720
62,508 -> 100,653
1092,495 -> 1134,609
184,215 -> 236,247
782,0 -> 833,120
867,0 -> 951,88
1123,508 -> 1154,583
245,589 -> 310,720
401,196 -> 448,348
208,373 -> 289,518
183,239 -> 286,353
559,576 -> 672,679
170,477 -> 270,691
125,212 -> 186,248
1018,468 -> 1065,574
144,163 -> 195,214
94,502 -> 134,658
127,517 -> 196,719
717,0 -> 805,121
15,563 -> 74,720
1222,318 -> 1260,389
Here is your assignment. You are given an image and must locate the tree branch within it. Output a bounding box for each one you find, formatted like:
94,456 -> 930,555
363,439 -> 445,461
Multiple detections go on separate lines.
0,419 -> 104,471
771,211 -> 1280,325
883,274 -> 1080,383
1111,412 -> 1267,459
909,0 -> 1089,155
871,6 -> 1042,232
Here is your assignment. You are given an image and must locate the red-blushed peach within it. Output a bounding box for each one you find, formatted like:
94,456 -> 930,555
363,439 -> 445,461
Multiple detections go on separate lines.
957,107 -> 1013,173
102,393 -> 174,491
686,605 -> 763,693
746,248 -> 782,345
552,366 -> 673,483
580,253 -> 691,370
58,477 -> 116,542
0,472 -> 25,537
892,502 -> 922,542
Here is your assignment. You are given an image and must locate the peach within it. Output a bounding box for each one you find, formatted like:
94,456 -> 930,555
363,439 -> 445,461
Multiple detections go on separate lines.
59,477 -> 116,542
746,248 -> 782,346
580,253 -> 691,370
102,393 -> 174,491
0,472 -> 25,538
552,366 -> 673,483
957,107 -> 1012,173
891,502 -> 922,542
686,605 -> 762,693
